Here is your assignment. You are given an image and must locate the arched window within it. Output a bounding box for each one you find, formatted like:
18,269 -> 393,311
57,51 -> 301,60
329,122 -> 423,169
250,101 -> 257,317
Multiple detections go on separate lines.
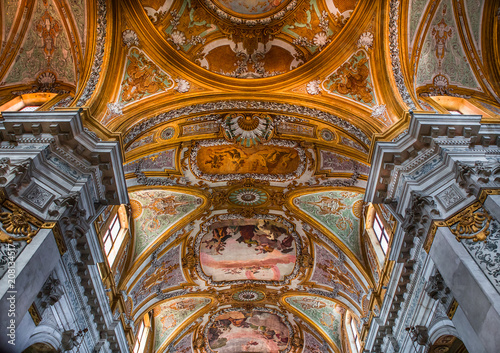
133,313 -> 151,353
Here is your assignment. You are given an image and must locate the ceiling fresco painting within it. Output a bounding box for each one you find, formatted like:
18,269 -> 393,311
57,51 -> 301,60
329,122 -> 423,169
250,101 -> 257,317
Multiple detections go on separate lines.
285,296 -> 344,350
302,329 -> 333,353
124,149 -> 177,174
321,50 -> 376,107
190,139 -> 308,182
67,0 -> 87,48
154,297 -> 212,350
293,190 -> 364,259
311,243 -> 366,308
169,331 -> 194,353
415,0 -> 479,91
194,214 -> 301,286
119,47 -> 175,104
205,308 -> 292,353
199,218 -> 297,283
319,150 -> 370,176
5,0 -> 76,86
129,244 -> 184,309
2,0 -> 20,46
129,189 -> 203,256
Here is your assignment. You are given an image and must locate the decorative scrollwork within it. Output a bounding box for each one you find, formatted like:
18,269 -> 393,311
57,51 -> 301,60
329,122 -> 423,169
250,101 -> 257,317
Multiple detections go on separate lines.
450,208 -> 491,242
0,210 -> 38,243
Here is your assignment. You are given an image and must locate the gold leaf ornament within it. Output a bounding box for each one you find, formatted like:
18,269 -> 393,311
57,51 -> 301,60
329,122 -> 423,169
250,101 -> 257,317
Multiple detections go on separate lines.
0,210 -> 38,243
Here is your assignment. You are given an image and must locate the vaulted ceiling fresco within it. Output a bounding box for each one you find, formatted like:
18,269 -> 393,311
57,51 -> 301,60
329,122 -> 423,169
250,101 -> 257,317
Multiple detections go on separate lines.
1,0 -> 499,352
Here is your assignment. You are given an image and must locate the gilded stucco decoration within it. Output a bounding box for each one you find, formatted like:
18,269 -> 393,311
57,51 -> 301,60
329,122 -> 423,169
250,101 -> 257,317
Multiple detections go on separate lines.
222,113 -> 274,147
119,48 -> 174,104
8,0 -> 500,350
138,0 -> 359,78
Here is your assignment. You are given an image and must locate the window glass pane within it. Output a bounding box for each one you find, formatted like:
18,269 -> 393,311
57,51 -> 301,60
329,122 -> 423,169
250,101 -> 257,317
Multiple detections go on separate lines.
380,237 -> 389,254
104,238 -> 112,255
373,221 -> 382,238
107,229 -> 125,267
110,216 -> 121,240
19,106 -> 38,112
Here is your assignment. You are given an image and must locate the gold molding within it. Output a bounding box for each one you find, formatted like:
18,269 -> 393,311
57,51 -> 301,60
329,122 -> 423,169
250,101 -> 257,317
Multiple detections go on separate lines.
28,303 -> 41,326
424,188 -> 500,252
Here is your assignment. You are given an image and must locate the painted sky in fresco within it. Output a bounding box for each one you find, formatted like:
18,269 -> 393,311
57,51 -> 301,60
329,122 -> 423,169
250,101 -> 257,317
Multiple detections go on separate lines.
200,219 -> 296,282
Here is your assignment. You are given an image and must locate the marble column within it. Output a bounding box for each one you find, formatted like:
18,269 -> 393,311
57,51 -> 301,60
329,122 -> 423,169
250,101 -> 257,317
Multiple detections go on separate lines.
0,228 -> 60,350
429,226 -> 500,353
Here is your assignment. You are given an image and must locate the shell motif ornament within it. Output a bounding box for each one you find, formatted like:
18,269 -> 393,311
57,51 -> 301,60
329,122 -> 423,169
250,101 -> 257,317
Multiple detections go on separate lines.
222,113 -> 273,147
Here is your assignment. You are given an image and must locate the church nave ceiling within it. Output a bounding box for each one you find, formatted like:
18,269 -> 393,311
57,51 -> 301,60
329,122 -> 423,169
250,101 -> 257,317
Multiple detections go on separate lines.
116,106 -> 376,352
2,0 -> 498,352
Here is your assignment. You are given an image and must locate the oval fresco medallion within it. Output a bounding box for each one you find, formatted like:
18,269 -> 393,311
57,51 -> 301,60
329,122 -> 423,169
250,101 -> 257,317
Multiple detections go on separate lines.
195,215 -> 301,285
232,289 -> 266,302
205,308 -> 292,353
228,187 -> 268,207
190,139 -> 306,182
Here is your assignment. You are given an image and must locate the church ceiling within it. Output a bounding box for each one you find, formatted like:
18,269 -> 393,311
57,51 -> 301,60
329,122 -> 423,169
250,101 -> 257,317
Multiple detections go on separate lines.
138,0 -> 358,78
1,0 -> 499,351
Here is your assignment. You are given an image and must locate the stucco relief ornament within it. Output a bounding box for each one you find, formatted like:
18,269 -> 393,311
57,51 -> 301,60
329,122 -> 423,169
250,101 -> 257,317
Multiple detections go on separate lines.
306,80 -> 322,95
107,102 -> 124,116
223,113 -> 273,147
357,32 -> 374,50
174,78 -> 190,93
169,31 -> 186,49
122,29 -> 139,48
371,104 -> 387,118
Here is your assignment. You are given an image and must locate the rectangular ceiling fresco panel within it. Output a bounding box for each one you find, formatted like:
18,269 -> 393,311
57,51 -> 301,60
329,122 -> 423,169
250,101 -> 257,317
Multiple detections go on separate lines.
123,149 -> 176,174
199,219 -> 297,282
